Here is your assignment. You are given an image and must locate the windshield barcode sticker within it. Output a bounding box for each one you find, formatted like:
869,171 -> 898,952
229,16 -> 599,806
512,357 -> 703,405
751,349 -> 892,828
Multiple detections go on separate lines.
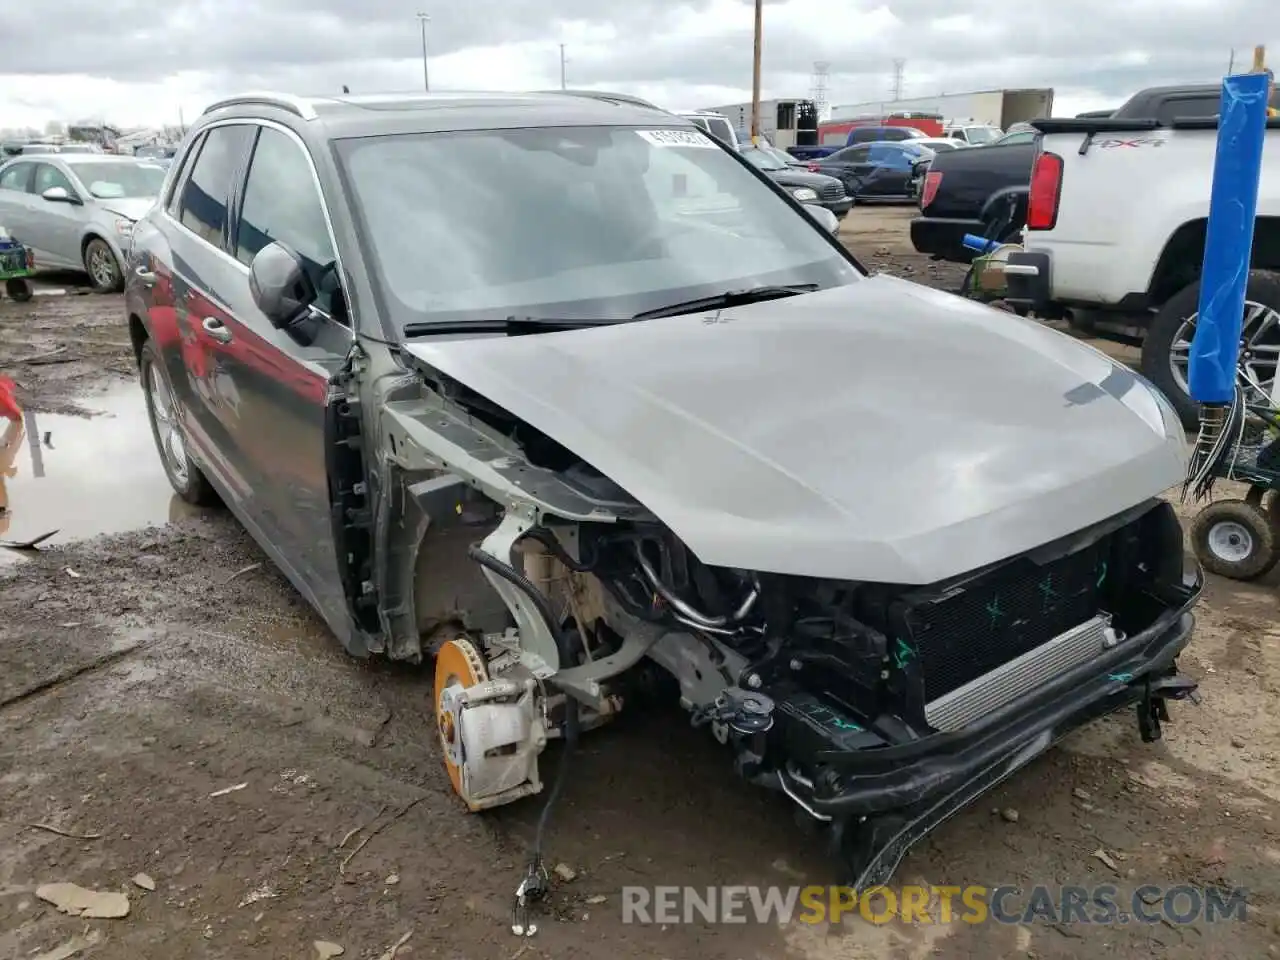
637,129 -> 717,149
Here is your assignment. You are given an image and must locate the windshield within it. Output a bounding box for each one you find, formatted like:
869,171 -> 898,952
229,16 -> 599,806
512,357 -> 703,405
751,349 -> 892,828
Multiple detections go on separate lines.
67,161 -> 167,199
965,127 -> 1001,144
740,145 -> 786,171
335,126 -> 860,330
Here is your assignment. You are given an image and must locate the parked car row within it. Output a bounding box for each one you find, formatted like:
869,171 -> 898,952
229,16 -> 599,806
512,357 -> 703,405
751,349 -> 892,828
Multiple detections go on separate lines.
0,154 -> 170,291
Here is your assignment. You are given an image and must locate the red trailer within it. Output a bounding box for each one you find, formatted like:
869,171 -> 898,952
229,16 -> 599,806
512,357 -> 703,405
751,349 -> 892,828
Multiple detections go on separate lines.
816,111 -> 944,146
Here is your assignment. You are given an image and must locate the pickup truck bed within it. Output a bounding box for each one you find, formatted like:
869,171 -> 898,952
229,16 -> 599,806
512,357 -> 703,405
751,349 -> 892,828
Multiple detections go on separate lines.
910,140 -> 1038,262
1007,110 -> 1280,428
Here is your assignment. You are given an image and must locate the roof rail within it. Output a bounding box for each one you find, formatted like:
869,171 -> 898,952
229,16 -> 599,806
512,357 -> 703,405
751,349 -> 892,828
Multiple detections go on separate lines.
201,92 -> 318,121
544,89 -> 663,110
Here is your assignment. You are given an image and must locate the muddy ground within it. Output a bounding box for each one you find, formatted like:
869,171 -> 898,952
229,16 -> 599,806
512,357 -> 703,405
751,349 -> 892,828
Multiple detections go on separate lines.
1,207 -> 1277,960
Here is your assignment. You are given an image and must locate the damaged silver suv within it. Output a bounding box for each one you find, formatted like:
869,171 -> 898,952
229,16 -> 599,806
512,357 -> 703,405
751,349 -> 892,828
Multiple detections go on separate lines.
124,90 -> 1202,922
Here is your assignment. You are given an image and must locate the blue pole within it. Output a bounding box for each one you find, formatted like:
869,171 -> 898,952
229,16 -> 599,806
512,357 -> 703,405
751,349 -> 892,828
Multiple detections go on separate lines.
1187,72 -> 1271,405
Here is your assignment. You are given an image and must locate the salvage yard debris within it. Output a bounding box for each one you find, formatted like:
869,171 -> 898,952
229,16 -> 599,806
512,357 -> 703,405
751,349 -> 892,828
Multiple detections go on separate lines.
36,882 -> 129,918
209,782 -> 248,798
25,821 -> 102,840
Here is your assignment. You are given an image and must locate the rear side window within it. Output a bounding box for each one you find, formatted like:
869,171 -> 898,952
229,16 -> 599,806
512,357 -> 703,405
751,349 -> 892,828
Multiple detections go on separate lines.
0,162 -> 32,192
178,125 -> 253,249
1156,95 -> 1220,124
705,118 -> 734,145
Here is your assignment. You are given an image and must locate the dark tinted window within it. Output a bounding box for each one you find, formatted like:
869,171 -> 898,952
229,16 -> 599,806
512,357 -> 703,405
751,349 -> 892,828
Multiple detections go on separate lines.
166,133 -> 204,216
235,127 -> 342,320
850,128 -> 881,143
178,124 -> 252,248
831,145 -> 870,163
0,162 -> 32,192
1156,95 -> 1220,124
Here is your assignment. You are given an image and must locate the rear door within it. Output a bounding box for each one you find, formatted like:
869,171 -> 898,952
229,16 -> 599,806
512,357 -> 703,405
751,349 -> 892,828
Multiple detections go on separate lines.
162,123 -> 258,504
0,162 -> 36,245
219,122 -> 352,622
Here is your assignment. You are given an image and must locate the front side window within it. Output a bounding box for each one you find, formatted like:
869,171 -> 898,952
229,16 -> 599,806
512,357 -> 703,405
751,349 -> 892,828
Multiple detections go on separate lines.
33,163 -> 75,196
335,125 -> 860,331
178,124 -> 253,248
235,127 -> 341,318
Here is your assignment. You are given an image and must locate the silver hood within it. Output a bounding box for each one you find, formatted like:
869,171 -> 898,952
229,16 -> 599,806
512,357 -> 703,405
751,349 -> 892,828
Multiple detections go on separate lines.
402,274 -> 1187,584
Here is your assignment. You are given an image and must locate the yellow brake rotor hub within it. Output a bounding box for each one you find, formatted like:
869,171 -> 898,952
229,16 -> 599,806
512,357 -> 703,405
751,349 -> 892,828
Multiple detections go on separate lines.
434,636 -> 489,805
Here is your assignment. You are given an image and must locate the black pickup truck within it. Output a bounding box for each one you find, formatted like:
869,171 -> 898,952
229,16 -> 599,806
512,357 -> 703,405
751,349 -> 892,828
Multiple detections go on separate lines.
908,129 -> 1040,262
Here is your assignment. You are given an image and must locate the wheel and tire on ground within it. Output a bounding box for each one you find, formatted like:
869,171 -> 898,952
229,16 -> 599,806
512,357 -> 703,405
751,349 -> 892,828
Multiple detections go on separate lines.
1142,270 -> 1280,431
4,277 -> 32,302
139,339 -> 219,506
1189,497 -> 1280,580
83,237 -> 123,293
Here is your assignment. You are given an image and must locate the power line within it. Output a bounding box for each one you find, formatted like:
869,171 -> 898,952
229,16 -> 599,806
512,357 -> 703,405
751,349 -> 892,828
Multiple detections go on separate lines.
891,58 -> 906,101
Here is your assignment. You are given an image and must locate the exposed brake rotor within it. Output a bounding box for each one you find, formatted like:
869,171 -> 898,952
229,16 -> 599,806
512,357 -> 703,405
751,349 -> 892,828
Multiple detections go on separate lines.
434,636 -> 489,805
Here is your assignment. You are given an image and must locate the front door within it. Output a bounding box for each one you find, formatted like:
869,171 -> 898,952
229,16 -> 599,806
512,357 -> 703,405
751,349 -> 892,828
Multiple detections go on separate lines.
216,123 -> 353,630
28,163 -> 86,267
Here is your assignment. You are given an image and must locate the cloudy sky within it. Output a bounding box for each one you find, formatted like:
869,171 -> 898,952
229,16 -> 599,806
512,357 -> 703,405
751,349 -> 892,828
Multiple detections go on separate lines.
0,0 -> 1273,132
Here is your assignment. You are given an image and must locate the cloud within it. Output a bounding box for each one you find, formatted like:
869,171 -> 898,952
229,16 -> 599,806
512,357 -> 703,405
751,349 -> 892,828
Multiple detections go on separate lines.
0,0 -> 1272,130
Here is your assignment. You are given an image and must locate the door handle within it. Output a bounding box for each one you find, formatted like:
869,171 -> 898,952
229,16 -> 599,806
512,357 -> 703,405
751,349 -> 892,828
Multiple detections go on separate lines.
201,316 -> 233,343
135,265 -> 157,288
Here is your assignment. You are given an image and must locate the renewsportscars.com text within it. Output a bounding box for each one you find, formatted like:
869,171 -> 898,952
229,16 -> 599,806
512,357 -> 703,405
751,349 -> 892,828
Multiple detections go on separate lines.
620,884 -> 1247,926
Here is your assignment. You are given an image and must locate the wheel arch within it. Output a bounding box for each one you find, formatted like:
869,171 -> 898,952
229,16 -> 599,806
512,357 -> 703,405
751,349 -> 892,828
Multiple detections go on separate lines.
1148,216 -> 1280,307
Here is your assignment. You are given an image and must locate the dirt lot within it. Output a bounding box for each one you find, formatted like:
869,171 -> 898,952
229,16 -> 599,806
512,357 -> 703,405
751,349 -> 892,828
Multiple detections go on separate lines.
1,208 -> 1277,960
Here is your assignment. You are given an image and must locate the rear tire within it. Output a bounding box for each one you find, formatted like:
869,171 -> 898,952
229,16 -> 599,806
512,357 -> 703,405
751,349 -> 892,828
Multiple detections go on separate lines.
83,237 -> 123,294
1142,271 -> 1280,431
4,278 -> 32,302
1190,498 -> 1280,581
139,340 -> 219,507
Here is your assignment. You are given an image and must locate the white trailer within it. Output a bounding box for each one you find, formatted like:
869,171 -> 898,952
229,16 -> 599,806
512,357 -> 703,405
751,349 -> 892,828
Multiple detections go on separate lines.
697,99 -> 818,149
829,88 -> 1054,131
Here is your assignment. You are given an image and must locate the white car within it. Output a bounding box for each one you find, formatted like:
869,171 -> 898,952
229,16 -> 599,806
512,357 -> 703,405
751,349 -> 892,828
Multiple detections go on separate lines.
674,111 -> 741,150
0,154 -> 167,292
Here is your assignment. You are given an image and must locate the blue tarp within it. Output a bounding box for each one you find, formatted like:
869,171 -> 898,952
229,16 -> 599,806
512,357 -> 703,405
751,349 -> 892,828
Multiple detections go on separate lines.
1187,72 -> 1271,405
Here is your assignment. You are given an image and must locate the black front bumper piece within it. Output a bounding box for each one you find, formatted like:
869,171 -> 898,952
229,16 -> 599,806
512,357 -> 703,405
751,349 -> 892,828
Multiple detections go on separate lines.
776,581 -> 1201,889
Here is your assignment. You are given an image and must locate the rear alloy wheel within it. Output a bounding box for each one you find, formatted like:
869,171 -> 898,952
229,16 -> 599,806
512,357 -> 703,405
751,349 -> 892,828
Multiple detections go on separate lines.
1142,271 -> 1280,430
83,237 -> 123,293
139,340 -> 218,506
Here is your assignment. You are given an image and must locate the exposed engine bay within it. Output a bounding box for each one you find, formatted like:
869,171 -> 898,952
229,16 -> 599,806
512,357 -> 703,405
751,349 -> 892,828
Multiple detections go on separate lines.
351,335 -> 1203,936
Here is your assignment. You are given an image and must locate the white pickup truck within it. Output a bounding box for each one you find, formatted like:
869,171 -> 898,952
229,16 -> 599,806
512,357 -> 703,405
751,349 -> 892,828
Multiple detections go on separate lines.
1006,103 -> 1280,428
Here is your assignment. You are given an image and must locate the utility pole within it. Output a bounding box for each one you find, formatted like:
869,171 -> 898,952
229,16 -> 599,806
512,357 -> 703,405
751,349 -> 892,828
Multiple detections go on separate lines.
891,58 -> 905,101
750,0 -> 763,143
416,12 -> 431,91
560,44 -> 567,90
1228,48 -> 1236,73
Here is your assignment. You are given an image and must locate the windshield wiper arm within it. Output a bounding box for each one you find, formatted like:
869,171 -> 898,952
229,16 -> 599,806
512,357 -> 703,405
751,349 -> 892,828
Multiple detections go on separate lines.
402,315 -> 628,338
631,284 -> 819,320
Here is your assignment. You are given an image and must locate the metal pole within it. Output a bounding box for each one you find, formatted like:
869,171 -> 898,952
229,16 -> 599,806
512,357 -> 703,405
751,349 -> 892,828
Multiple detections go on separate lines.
560,44 -> 566,90
416,12 -> 430,91
750,0 -> 762,143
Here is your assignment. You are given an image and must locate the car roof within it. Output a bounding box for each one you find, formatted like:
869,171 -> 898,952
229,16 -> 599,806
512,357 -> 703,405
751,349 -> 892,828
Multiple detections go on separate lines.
198,90 -> 686,139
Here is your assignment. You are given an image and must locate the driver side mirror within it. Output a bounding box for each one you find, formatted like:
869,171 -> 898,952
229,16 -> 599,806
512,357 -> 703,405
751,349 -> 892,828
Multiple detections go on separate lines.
41,186 -> 81,205
802,203 -> 840,235
249,241 -> 316,329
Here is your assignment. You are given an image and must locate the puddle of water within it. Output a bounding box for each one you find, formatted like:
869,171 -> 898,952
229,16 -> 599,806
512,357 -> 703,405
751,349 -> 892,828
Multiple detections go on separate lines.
0,382 -> 199,562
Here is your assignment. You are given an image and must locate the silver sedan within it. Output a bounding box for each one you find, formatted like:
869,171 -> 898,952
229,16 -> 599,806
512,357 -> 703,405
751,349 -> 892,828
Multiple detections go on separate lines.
0,154 -> 167,292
